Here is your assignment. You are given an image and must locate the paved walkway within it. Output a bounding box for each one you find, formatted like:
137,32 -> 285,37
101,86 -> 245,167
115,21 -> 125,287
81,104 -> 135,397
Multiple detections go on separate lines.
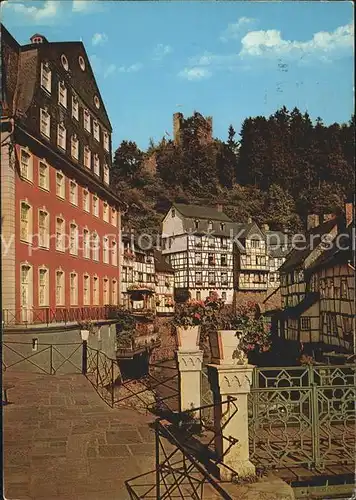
3,371 -> 157,500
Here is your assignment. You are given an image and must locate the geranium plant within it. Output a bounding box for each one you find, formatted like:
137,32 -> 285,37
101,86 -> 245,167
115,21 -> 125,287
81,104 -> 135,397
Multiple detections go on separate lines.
233,302 -> 271,356
173,299 -> 207,328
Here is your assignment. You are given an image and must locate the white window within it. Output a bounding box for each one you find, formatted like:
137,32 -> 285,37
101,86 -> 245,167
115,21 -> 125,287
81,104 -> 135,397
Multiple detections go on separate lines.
58,81 -> 67,108
56,172 -> 65,199
20,149 -> 33,181
40,108 -> 50,138
82,189 -> 90,212
38,161 -> 49,190
93,276 -> 99,305
83,274 -> 90,305
93,120 -> 100,141
83,228 -> 90,258
69,181 -> 78,205
103,236 -> 109,264
103,202 -> 109,222
70,272 -> 78,306
71,135 -> 79,160
92,195 -> 99,217
111,239 -> 117,266
103,130 -> 109,151
103,278 -> 109,305
38,209 -> 49,248
69,222 -> 78,256
55,217 -> 65,252
84,109 -> 91,132
103,164 -> 109,185
20,202 -> 32,243
72,94 -> 79,120
92,232 -> 99,261
84,146 -> 91,169
55,270 -> 65,306
40,62 -> 51,93
20,264 -> 32,311
111,279 -> 117,305
93,153 -> 100,176
38,268 -> 49,306
57,123 -> 66,150
111,207 -> 117,226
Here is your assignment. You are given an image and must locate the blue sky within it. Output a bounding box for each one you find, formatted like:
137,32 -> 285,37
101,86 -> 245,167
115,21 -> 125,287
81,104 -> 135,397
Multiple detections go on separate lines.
2,0 -> 354,151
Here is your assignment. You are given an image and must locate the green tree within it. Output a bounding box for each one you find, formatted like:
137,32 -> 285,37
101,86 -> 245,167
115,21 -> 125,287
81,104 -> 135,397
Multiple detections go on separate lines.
112,141 -> 143,182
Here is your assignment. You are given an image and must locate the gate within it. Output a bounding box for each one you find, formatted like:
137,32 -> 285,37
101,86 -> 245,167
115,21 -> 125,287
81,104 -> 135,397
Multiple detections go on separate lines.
248,364 -> 356,470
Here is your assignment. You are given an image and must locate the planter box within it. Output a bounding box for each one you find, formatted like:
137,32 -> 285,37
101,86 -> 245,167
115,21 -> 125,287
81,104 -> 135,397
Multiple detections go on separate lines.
209,330 -> 247,365
176,325 -> 200,351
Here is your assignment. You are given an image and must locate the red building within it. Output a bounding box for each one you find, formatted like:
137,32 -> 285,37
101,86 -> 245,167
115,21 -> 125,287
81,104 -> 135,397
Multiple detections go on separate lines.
1,26 -> 123,325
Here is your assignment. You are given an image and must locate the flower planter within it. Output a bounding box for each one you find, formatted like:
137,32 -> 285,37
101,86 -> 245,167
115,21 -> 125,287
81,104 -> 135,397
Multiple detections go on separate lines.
209,330 -> 247,365
176,325 -> 200,350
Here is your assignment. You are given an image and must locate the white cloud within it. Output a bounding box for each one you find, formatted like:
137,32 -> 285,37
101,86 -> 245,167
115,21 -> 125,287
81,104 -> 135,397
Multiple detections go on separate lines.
92,33 -> 108,46
1,0 -> 59,25
153,44 -> 173,60
72,0 -> 104,13
239,23 -> 354,59
118,63 -> 143,73
89,55 -> 116,79
220,17 -> 256,42
104,64 -> 116,78
178,67 -> 212,81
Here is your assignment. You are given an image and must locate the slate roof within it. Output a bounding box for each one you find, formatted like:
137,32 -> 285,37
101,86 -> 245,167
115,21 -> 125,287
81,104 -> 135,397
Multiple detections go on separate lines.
307,225 -> 353,272
279,216 -> 343,273
154,250 -> 174,274
174,204 -> 232,223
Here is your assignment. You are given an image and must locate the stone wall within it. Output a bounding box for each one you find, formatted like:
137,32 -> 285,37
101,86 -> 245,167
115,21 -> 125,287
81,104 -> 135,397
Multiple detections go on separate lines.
151,315 -> 176,362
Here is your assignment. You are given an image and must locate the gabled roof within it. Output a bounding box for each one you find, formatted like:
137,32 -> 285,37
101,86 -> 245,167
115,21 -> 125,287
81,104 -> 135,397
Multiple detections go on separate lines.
154,250 -> 174,273
279,216 -> 343,273
232,222 -> 264,240
173,203 -> 232,222
282,292 -> 320,319
307,225 -> 353,272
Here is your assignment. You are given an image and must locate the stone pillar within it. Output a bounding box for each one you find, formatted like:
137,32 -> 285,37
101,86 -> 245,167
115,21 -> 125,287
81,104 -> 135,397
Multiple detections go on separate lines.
207,363 -> 255,480
177,349 -> 203,414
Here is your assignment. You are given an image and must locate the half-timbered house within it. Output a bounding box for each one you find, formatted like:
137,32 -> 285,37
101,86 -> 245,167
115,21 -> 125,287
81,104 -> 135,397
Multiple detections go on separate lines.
153,250 -> 175,315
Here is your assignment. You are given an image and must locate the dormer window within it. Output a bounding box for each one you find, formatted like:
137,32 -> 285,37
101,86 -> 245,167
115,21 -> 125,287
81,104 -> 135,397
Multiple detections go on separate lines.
93,120 -> 100,142
40,108 -> 50,138
71,135 -> 79,160
72,95 -> 79,120
195,219 -> 199,230
103,130 -> 109,151
40,62 -> 51,93
58,81 -> 67,108
78,55 -> 86,71
61,54 -> 69,71
84,146 -> 91,169
103,164 -> 109,185
93,154 -> 100,176
208,220 -> 213,230
84,109 -> 91,133
57,122 -> 66,151
94,95 -> 100,109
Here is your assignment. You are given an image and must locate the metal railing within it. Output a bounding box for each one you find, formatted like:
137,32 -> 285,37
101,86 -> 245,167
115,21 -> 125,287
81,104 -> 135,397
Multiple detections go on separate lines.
2,306 -> 119,327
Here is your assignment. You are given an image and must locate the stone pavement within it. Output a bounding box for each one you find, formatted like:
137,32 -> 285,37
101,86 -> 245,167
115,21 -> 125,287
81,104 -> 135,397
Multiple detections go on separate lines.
3,371 -> 158,500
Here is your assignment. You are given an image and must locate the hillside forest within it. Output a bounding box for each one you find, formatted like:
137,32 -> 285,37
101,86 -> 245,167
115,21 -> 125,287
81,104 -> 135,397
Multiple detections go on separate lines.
111,107 -> 355,235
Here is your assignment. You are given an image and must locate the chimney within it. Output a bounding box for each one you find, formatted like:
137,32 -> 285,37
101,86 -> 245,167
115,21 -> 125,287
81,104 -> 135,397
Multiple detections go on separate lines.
262,223 -> 270,232
216,204 -> 223,212
322,213 -> 337,222
173,112 -> 183,145
345,202 -> 353,227
307,214 -> 320,230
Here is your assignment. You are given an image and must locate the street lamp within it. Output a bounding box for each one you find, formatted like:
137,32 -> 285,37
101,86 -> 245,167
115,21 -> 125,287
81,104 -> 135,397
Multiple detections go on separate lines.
81,329 -> 90,375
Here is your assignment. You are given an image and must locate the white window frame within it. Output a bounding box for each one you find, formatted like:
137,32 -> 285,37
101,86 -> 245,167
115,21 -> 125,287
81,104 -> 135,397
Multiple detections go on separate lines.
103,130 -> 109,151
56,171 -> 65,199
92,232 -> 99,261
111,279 -> 117,305
40,62 -> 52,93
103,277 -> 109,305
58,81 -> 67,108
72,94 -> 79,120
38,160 -> 49,190
84,146 -> 91,169
69,180 -> 78,206
93,120 -> 100,141
20,148 -> 33,182
71,134 -> 79,160
111,239 -> 117,266
70,272 -> 78,306
83,274 -> 90,305
84,109 -> 91,133
103,202 -> 109,222
40,108 -> 51,138
92,195 -> 99,217
103,236 -> 109,264
38,267 -> 49,307
69,222 -> 79,256
103,163 -> 109,185
83,228 -> 90,259
55,216 -> 65,252
111,207 -> 117,227
92,275 -> 99,305
93,153 -> 100,176
38,208 -> 50,249
55,269 -> 65,306
82,189 -> 90,212
20,201 -> 32,244
57,122 -> 67,151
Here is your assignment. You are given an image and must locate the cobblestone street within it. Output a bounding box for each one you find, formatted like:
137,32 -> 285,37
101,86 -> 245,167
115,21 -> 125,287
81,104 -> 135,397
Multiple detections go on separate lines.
3,372 -> 158,500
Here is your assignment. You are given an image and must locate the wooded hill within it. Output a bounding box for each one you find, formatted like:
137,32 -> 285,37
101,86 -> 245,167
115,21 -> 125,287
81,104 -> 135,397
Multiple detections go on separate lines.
111,107 -> 355,235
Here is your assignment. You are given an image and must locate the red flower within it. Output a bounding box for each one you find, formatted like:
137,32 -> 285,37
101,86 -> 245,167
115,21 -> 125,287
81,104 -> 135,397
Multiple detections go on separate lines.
194,313 -> 201,319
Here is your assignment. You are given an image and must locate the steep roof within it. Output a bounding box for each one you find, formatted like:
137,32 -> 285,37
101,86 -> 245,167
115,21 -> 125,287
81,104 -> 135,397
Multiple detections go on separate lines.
307,225 -> 353,272
174,203 -> 232,222
154,250 -> 174,273
282,292 -> 320,319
